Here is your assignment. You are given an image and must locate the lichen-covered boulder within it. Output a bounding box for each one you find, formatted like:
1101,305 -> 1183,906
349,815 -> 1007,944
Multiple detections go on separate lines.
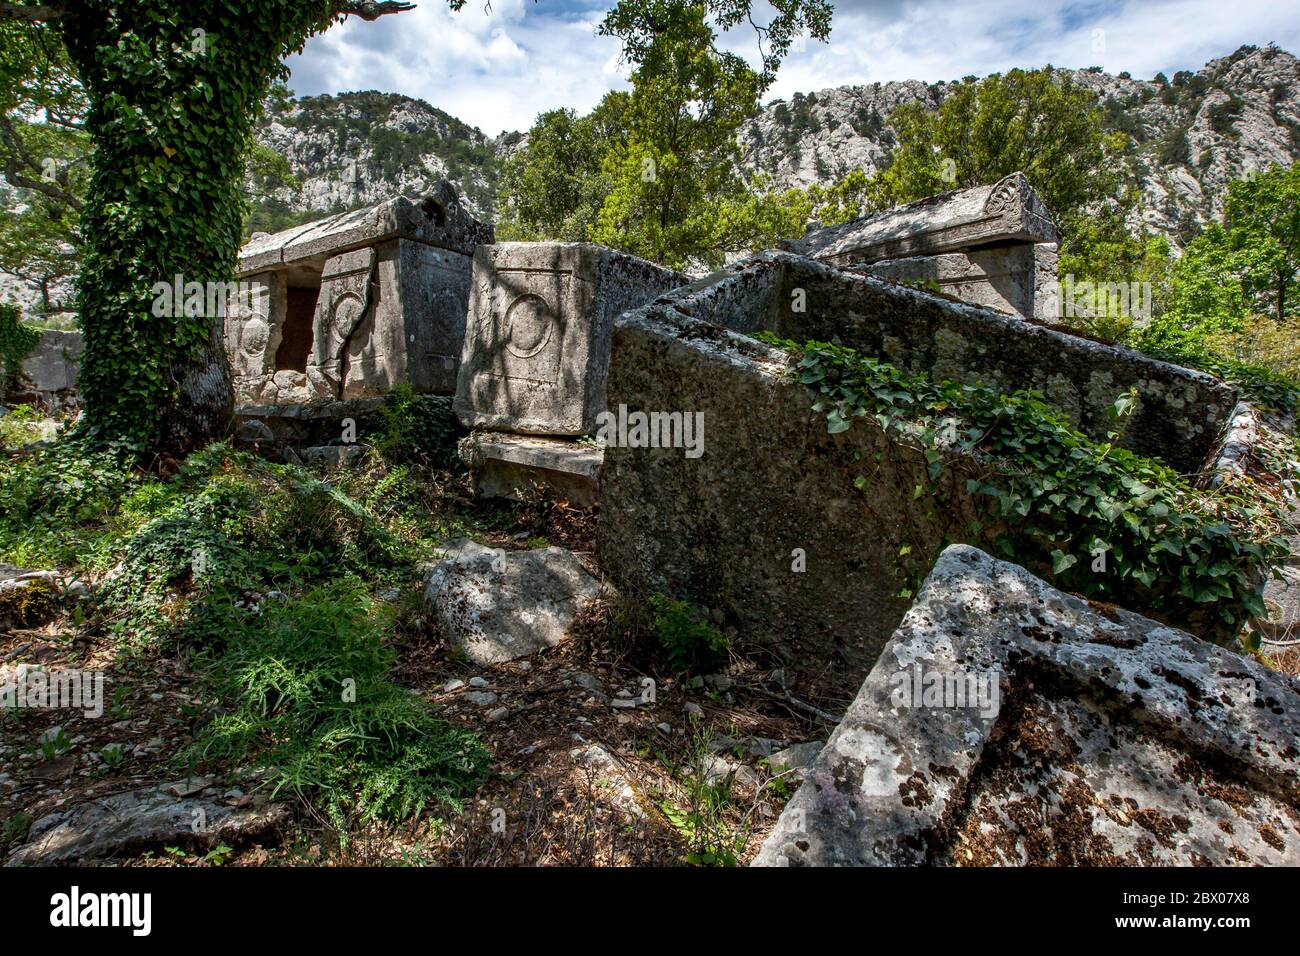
754,544 -> 1300,867
423,539 -> 609,665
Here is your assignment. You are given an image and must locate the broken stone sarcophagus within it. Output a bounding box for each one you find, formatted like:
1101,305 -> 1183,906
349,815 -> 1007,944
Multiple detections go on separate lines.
754,545 -> 1300,866
453,242 -> 690,504
225,182 -> 493,407
596,261 -> 1260,669
786,172 -> 1060,321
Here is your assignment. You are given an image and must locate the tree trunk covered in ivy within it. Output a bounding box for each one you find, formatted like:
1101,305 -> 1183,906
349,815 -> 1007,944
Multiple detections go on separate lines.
52,1 -> 346,457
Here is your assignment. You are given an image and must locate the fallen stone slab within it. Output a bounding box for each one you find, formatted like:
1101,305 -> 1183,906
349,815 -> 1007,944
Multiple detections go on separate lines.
423,538 -> 609,665
6,785 -> 289,865
753,544 -> 1300,867
458,431 -> 602,507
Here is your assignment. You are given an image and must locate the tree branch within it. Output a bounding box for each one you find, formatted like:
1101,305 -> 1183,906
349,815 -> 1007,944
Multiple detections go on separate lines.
0,115 -> 83,210
334,1 -> 417,21
0,3 -> 68,22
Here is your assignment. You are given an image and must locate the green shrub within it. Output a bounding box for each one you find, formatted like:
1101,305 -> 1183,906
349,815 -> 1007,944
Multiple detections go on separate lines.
650,595 -> 730,673
189,580 -> 488,829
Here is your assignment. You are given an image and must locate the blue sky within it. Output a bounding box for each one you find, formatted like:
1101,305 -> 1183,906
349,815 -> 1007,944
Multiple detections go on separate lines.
285,0 -> 1300,136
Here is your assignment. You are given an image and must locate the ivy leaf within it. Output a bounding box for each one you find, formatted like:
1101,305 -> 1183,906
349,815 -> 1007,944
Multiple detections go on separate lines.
1051,550 -> 1078,574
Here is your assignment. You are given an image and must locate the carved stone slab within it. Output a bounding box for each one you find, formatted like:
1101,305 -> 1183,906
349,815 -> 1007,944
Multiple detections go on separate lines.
237,181 -> 494,275
454,242 -> 690,436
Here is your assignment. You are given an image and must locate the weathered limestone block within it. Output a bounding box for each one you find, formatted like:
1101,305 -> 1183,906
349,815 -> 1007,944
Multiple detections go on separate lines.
684,252 -> 1237,474
13,329 -> 83,408
754,545 -> 1300,866
458,431 -> 603,507
857,241 -> 1060,321
596,305 -> 984,670
454,243 -> 690,435
789,172 -> 1058,266
423,538 -> 609,665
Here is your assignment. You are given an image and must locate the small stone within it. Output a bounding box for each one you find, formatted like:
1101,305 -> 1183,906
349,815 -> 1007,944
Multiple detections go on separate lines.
465,691 -> 498,707
684,702 -> 703,717
485,706 -> 509,722
442,678 -> 465,692
468,676 -> 489,688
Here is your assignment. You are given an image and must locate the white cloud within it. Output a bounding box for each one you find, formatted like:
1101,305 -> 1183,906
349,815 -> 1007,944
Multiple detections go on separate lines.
285,0 -> 1300,135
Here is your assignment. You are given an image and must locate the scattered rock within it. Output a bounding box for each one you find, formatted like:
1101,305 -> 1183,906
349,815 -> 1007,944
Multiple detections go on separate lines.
569,744 -> 644,818
765,741 -> 824,782
6,786 -> 289,865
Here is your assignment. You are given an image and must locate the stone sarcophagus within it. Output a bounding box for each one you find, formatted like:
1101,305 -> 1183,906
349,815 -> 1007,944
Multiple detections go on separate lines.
454,242 -> 690,436
224,182 -> 493,405
787,172 -> 1060,321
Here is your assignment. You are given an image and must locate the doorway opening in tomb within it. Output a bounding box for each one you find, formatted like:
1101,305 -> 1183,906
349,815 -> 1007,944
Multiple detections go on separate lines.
275,282 -> 320,373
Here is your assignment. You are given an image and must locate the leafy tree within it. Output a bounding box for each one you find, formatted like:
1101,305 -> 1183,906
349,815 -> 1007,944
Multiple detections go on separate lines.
498,95 -> 629,242
0,15 -> 87,315
1151,164 -> 1299,339
855,68 -> 1135,242
503,0 -> 830,269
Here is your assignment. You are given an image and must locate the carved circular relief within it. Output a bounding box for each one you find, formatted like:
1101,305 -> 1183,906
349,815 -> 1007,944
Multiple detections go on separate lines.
241,314 -> 270,356
331,291 -> 366,329
503,293 -> 554,359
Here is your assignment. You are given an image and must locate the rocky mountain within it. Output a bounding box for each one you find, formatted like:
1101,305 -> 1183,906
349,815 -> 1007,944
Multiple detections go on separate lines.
741,43 -> 1300,246
246,89 -> 519,233
246,44 -> 1298,251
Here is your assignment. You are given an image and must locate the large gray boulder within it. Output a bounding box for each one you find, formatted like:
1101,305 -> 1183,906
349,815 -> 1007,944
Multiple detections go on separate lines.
753,544 -> 1300,867
423,539 -> 609,665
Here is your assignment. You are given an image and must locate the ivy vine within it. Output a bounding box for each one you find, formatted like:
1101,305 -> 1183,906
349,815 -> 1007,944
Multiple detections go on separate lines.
759,334 -> 1287,646
0,303 -> 41,390
55,2 -> 354,456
